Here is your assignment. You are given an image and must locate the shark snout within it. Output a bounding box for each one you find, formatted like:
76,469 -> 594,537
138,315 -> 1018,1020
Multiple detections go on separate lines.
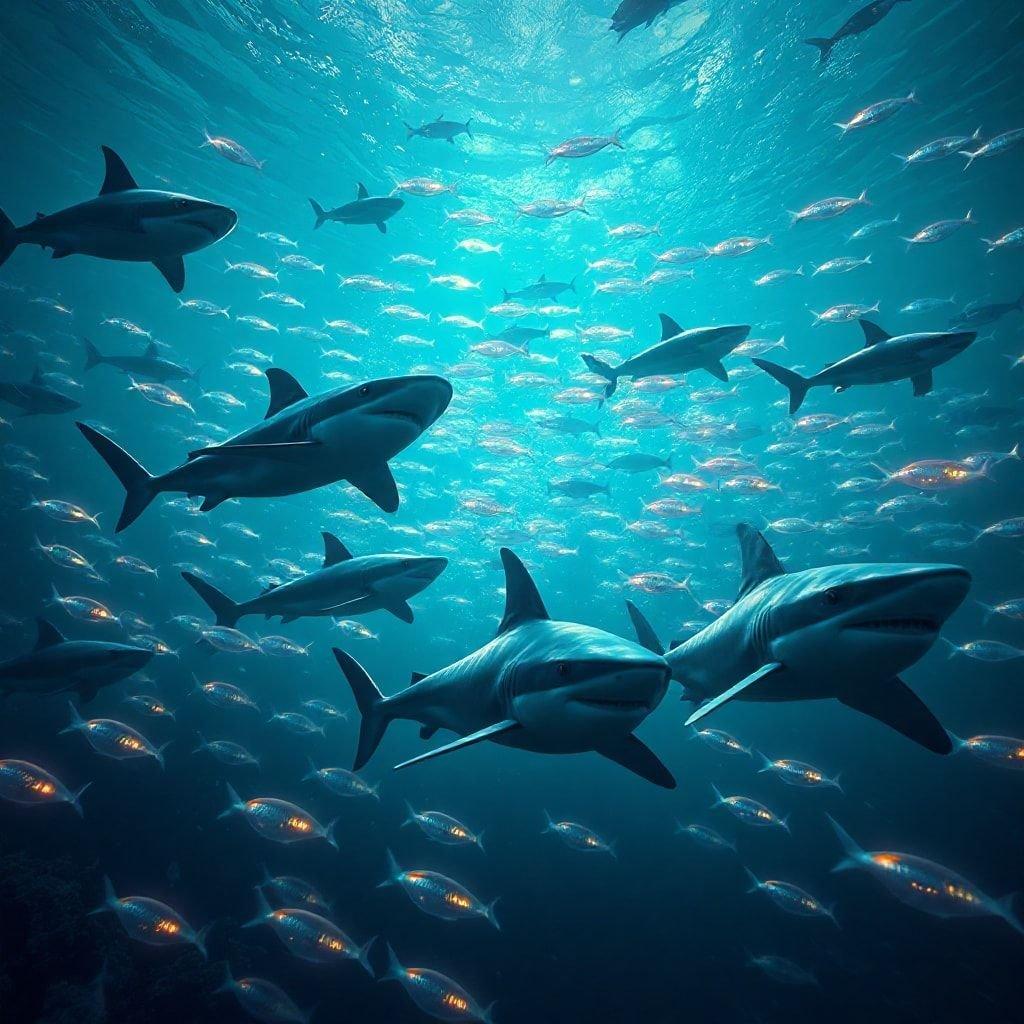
189,203 -> 237,240
409,556 -> 449,582
370,375 -> 453,430
844,565 -> 971,633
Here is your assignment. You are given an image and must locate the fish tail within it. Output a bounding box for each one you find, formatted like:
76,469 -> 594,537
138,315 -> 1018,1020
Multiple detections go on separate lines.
804,36 -> 834,65
0,207 -> 18,269
71,781 -> 92,817
402,122 -> 417,139
580,353 -> 618,397
333,648 -> 391,770
181,571 -> 241,628
751,358 -> 811,414
463,118 -> 472,139
826,814 -> 867,872
76,422 -> 158,531
382,943 -> 405,983
357,935 -> 377,976
309,198 -> 327,229
485,898 -> 501,930
82,337 -> 105,371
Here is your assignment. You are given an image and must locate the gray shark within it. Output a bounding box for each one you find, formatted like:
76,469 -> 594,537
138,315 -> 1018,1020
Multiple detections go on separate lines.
334,548 -> 675,787
805,0 -> 913,66
581,316 -> 751,397
753,319 -> 976,414
403,115 -> 473,143
502,275 -> 575,302
83,337 -> 196,383
0,366 -> 80,415
309,184 -> 404,234
76,368 -> 453,531
182,532 -> 448,627
0,146 -> 236,293
0,618 -> 153,703
627,525 -> 969,754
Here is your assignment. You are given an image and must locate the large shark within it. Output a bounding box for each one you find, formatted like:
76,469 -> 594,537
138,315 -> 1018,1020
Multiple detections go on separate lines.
0,146 -> 236,293
0,367 -> 80,415
309,184 -> 404,234
627,525 -> 970,754
753,319 -> 976,413
581,317 -> 750,397
0,618 -> 153,703
610,0 -> 688,41
334,548 -> 675,787
182,532 -> 448,627
83,337 -> 197,383
77,368 -> 453,531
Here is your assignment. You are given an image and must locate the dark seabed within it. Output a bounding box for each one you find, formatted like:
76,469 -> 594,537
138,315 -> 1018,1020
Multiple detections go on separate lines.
1,1 -> 1023,1022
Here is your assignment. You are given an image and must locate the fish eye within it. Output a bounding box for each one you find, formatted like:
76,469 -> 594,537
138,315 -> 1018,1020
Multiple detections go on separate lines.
556,661 -> 569,676
359,384 -> 370,396
401,559 -> 412,569
175,198 -> 188,209
823,588 -> 841,606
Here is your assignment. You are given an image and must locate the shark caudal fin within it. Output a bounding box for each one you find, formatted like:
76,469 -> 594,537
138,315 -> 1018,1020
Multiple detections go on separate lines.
76,423 -> 157,531
580,353 -> 619,397
181,572 -> 241,628
309,198 -> 327,229
333,648 -> 391,770
751,359 -> 811,414
82,338 -> 106,371
0,208 -> 18,269
804,36 -> 835,65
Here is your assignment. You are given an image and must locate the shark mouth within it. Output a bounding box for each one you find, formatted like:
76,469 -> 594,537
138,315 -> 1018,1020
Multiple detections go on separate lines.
575,696 -> 652,711
846,617 -> 940,634
373,409 -> 425,429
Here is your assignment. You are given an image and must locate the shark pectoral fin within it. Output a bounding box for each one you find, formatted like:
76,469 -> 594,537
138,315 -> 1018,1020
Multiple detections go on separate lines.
348,463 -> 399,513
911,370 -> 933,397
705,359 -> 729,383
187,441 -> 321,461
153,255 -> 185,293
419,725 -> 438,740
838,677 -> 951,754
597,735 -> 676,789
383,598 -> 414,624
377,222 -> 387,234
684,662 -> 783,727
393,720 -> 521,771
75,681 -> 101,704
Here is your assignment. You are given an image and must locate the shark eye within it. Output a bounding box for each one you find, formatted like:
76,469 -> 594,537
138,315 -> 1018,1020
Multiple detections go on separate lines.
175,198 -> 188,209
556,662 -> 569,676
823,588 -> 841,606
401,559 -> 412,569
359,384 -> 370,396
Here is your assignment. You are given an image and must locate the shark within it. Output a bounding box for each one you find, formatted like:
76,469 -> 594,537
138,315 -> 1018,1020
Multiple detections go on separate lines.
581,317 -> 750,397
83,337 -> 197,383
0,618 -> 153,703
182,532 -> 448,627
403,115 -> 473,143
753,319 -> 976,413
77,368 -> 453,531
626,524 -> 970,754
0,146 -> 236,293
610,0 -> 688,41
334,548 -> 675,787
309,184 -> 404,234
0,367 -> 80,415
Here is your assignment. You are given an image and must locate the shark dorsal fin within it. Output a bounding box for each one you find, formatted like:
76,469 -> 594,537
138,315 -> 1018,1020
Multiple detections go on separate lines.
538,274 -> 546,283
144,340 -> 159,357
410,671 -> 427,685
321,531 -> 353,567
29,365 -> 43,385
625,600 -> 664,656
356,182 -> 369,200
736,523 -> 786,601
435,114 -> 444,121
496,548 -> 549,635
859,319 -> 891,347
99,146 -> 139,195
264,368 -> 308,419
659,313 -> 683,341
35,617 -> 65,649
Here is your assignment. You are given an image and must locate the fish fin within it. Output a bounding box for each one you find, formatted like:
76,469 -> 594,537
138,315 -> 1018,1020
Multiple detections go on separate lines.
76,422 -> 156,531
34,617 -> 66,650
419,725 -> 437,740
736,523 -> 786,600
144,340 -> 159,357
264,367 -> 308,418
625,600 -> 664,655
911,370 -> 933,397
0,208 -> 18,269
393,720 -> 521,770
199,495 -> 225,512
383,598 -> 414,624
752,358 -> 811,414
333,648 -> 391,770
347,462 -> 399,513
804,37 -> 834,65
410,672 -> 427,685
309,198 -> 327,229
705,359 -> 728,382
596,734 -> 676,789
187,441 -> 320,461
659,313 -> 683,340
377,222 -> 387,234
684,662 -> 784,727
580,353 -> 617,397
321,531 -> 353,566
859,319 -> 891,346
496,547 -> 549,635
838,676 -> 952,754
357,182 -> 369,199
152,255 -> 185,293
99,146 -> 139,194
181,572 -> 240,628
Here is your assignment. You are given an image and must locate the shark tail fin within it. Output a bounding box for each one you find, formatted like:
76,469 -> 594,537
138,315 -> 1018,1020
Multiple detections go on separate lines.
751,359 -> 810,414
76,422 -> 157,531
82,337 -> 105,371
309,198 -> 327,229
580,353 -> 618,397
333,648 -> 391,770
181,571 -> 241,628
0,208 -> 17,269
804,36 -> 835,65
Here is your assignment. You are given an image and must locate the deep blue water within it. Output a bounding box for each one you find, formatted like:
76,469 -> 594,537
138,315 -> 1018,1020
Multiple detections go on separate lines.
1,1 -> 1023,1022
